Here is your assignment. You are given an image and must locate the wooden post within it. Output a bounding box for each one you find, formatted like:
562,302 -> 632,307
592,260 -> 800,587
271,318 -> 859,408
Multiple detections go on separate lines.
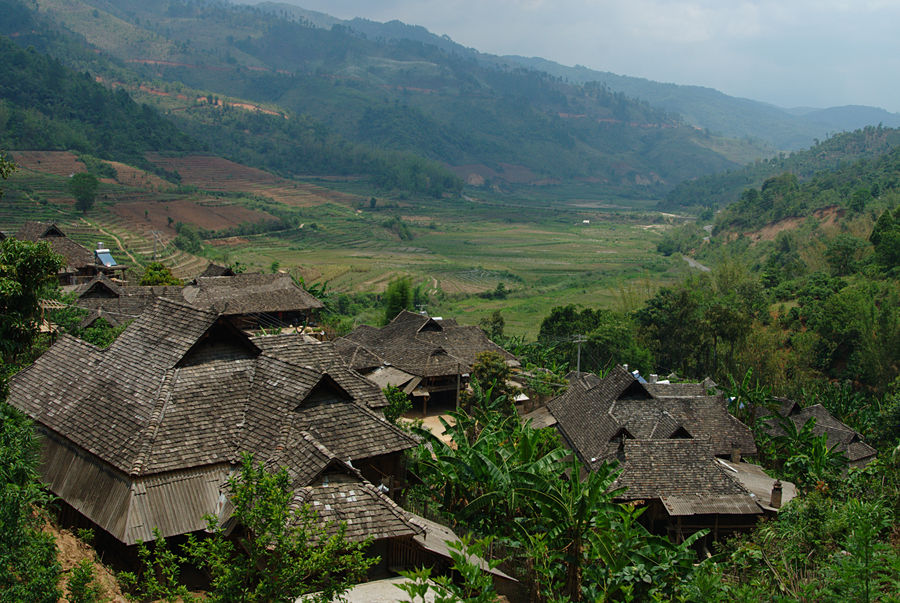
455,361 -> 461,408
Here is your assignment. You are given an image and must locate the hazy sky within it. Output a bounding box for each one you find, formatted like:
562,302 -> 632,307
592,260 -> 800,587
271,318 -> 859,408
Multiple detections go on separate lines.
251,0 -> 900,112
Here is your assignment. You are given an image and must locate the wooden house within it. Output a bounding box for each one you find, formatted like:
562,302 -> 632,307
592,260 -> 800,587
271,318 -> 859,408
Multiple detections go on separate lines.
68,271 -> 323,333
527,365 -> 768,542
15,221 -> 126,285
335,310 -> 518,411
180,273 -> 323,330
762,398 -> 877,467
7,299 -> 421,562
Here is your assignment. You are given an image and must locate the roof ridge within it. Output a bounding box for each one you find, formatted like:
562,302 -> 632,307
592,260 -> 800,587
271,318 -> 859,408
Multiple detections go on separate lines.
231,359 -> 259,462
132,368 -> 180,475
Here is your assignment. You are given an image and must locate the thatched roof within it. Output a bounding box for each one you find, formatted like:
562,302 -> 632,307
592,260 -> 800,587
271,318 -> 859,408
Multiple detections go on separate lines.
8,299 -> 417,544
337,310 -> 517,379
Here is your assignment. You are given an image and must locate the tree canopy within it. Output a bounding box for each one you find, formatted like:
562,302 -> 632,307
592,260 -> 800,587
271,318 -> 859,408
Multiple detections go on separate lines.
67,172 -> 98,213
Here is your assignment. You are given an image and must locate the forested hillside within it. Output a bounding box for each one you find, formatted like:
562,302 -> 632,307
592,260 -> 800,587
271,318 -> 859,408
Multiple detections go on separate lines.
1,0 -> 762,197
0,36 -> 194,171
509,56 -> 900,150
662,125 -> 900,211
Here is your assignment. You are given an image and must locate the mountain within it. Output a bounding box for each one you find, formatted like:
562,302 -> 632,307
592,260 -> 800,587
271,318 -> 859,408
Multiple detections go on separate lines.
1,0 -> 767,199
662,125 -> 900,211
245,3 -> 900,152
0,35 -> 195,171
505,57 -> 900,151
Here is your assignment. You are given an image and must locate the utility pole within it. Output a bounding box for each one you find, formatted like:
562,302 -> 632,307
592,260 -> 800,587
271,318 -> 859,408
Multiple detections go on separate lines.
574,334 -> 587,374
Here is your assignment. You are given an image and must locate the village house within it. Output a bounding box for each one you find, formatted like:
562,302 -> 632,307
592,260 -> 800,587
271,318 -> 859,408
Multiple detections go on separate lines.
525,365 -> 787,543
15,221 -> 126,285
6,298 -> 427,569
761,397 -> 877,468
181,272 -> 324,331
67,270 -> 323,332
334,310 -> 519,413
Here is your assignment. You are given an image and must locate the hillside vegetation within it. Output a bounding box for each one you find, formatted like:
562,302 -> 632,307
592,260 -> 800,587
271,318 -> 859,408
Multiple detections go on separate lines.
0,36 -> 194,172
3,0 -> 764,198
663,125 -> 900,211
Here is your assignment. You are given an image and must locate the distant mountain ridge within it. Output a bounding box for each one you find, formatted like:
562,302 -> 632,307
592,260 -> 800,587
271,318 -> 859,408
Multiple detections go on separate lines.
244,2 -> 900,152
2,0 -> 767,198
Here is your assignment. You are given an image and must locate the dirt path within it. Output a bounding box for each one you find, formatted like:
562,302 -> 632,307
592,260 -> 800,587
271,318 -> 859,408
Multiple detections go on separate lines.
81,218 -> 139,264
681,255 -> 711,272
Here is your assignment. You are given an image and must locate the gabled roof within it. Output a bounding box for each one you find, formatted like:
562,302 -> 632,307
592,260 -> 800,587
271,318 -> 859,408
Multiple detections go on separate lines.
70,271 -> 323,327
182,273 -> 323,315
765,402 -> 877,464
15,221 -> 97,270
544,365 -> 756,466
9,299 -> 413,477
337,310 -> 516,379
198,263 -> 236,277
293,481 -> 422,542
70,278 -> 183,328
9,299 -> 419,544
251,334 -> 387,408
613,439 -> 761,516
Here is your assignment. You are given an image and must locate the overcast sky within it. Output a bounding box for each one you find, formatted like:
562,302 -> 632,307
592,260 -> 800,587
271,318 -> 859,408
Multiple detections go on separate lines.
248,0 -> 900,113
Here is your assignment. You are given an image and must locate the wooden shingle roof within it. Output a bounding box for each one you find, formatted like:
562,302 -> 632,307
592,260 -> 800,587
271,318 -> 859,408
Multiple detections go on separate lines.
294,481 -> 422,542
8,299 -> 419,544
545,365 -> 756,466
182,273 -> 323,315
337,310 -> 516,379
613,439 -> 761,516
764,402 -> 877,465
16,221 -> 97,270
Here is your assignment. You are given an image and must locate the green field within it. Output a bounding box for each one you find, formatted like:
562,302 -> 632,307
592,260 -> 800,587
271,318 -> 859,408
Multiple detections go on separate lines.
1,162 -> 700,338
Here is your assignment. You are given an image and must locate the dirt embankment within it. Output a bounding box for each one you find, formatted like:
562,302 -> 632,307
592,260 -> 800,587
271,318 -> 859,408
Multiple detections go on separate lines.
744,206 -> 844,242
48,523 -> 128,602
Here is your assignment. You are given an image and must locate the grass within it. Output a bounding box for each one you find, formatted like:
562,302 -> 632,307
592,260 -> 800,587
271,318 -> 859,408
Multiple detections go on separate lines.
1,156 -> 702,338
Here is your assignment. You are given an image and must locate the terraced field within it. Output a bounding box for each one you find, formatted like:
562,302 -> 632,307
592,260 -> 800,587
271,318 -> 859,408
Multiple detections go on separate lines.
1,152 -> 692,336
145,154 -> 362,207
11,151 -> 86,177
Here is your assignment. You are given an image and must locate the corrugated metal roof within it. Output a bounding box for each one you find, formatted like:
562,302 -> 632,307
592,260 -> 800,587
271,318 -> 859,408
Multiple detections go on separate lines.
407,513 -> 515,580
365,366 -> 418,390
126,466 -> 231,544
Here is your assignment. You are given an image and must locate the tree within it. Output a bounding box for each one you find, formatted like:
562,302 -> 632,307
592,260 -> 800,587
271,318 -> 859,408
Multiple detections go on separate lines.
869,208 -> 900,270
0,401 -> 62,602
184,454 -> 375,602
0,238 -> 63,369
67,173 -> 99,213
0,152 -> 15,196
466,350 -> 514,409
478,310 -> 504,341
383,276 -> 412,325
139,262 -> 182,286
825,234 -> 868,276
382,384 -> 412,424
